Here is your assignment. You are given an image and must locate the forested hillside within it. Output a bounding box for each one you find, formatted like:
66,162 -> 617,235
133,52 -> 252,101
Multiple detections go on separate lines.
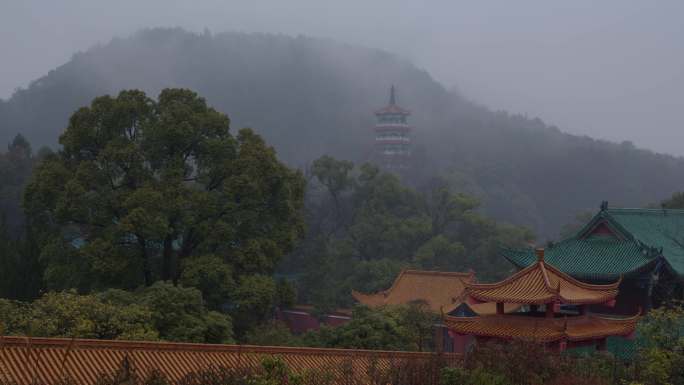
2,27 -> 683,238
0,88 -> 531,344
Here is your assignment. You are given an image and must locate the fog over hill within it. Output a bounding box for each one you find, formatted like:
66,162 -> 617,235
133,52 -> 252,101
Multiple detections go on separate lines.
1,28 -> 683,238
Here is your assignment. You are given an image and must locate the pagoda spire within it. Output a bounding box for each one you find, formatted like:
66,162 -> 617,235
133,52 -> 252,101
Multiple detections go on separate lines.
389,85 -> 396,105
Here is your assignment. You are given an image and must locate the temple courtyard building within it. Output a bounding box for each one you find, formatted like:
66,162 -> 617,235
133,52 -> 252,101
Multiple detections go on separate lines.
445,249 -> 639,353
503,203 -> 684,315
352,269 -> 520,316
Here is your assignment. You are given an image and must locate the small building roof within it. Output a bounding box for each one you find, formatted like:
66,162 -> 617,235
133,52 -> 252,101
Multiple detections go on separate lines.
353,270 -> 474,313
466,250 -> 620,305
444,313 -> 639,343
504,206 -> 684,279
352,269 -> 520,315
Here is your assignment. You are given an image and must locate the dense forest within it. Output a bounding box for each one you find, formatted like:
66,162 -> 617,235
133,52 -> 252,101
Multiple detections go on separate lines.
1,41 -> 684,377
0,88 -> 531,346
2,28 -> 683,239
2,104 -> 684,379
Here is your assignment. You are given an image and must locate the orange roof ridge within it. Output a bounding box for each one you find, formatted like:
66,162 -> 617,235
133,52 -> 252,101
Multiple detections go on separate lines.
542,262 -> 622,290
464,251 -> 620,305
0,335 -> 462,385
590,309 -> 642,323
0,335 -> 463,358
400,269 -> 475,278
381,269 -> 409,296
463,262 -> 539,289
354,269 -> 476,298
538,261 -> 556,293
351,290 -> 386,307
444,313 -> 639,343
352,269 -> 478,313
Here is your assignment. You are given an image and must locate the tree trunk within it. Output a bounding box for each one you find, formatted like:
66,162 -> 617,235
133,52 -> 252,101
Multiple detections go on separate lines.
138,235 -> 152,286
176,229 -> 197,283
162,234 -> 175,282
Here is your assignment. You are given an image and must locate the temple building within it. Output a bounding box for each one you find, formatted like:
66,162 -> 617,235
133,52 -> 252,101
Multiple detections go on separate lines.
445,249 -> 639,353
352,269 -> 519,316
373,85 -> 412,169
503,203 -> 684,315
353,269 -> 520,352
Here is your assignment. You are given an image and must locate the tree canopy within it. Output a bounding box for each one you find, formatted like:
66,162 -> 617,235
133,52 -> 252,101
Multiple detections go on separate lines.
286,156 -> 533,311
1,89 -> 536,344
23,89 -> 305,292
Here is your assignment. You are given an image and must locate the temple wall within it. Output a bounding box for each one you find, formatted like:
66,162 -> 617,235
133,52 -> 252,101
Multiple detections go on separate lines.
276,308 -> 351,334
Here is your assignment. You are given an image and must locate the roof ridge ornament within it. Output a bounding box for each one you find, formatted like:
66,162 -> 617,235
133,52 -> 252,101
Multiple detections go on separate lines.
535,248 -> 545,262
600,201 -> 609,211
389,85 -> 396,105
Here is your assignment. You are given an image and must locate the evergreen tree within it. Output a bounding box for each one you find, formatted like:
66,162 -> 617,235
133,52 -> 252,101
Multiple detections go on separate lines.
23,89 -> 305,294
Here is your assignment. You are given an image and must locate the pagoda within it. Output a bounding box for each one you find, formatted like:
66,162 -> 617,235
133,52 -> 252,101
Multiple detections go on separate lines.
373,85 -> 412,169
445,249 -> 639,353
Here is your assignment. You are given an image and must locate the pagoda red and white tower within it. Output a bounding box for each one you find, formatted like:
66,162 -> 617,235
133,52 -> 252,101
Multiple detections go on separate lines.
373,86 -> 412,169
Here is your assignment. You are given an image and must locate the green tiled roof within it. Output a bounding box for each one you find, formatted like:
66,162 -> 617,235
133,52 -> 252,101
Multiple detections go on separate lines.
603,208 -> 684,275
503,236 -> 660,281
505,206 -> 684,279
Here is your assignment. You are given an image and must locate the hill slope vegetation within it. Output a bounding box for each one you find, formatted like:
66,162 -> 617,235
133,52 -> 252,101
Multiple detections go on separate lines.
1,27 -> 682,237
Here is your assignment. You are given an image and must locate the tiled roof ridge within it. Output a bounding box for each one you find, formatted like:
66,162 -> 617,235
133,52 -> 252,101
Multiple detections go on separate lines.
503,235 -> 645,252
542,262 -> 622,290
0,336 -> 463,385
591,311 -> 642,322
400,269 -> 475,278
0,336 -> 447,357
352,269 -> 475,308
380,269 -> 409,297
445,312 -> 640,342
464,262 -> 539,289
502,237 -> 660,262
538,262 -> 556,293
351,290 -> 384,302
465,259 -> 620,304
363,269 -> 474,297
285,305 -> 353,316
446,311 -> 640,323
571,209 -> 630,241
607,207 -> 684,215
571,204 -> 684,244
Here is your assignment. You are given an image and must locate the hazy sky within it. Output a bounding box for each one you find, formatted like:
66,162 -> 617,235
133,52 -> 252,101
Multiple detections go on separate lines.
1,0 -> 683,155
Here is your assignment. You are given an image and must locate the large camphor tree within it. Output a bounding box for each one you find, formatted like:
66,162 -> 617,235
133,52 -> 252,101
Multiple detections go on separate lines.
24,89 -> 305,295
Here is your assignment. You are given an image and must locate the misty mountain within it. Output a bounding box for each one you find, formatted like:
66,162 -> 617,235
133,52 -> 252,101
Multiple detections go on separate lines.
1,27 -> 683,238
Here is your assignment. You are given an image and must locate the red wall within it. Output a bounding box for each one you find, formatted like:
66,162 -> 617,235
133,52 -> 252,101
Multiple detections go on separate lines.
276,309 -> 351,334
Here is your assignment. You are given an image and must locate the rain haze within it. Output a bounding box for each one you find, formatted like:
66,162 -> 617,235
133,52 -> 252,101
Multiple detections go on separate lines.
5,2 -> 684,369
1,0 -> 683,156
